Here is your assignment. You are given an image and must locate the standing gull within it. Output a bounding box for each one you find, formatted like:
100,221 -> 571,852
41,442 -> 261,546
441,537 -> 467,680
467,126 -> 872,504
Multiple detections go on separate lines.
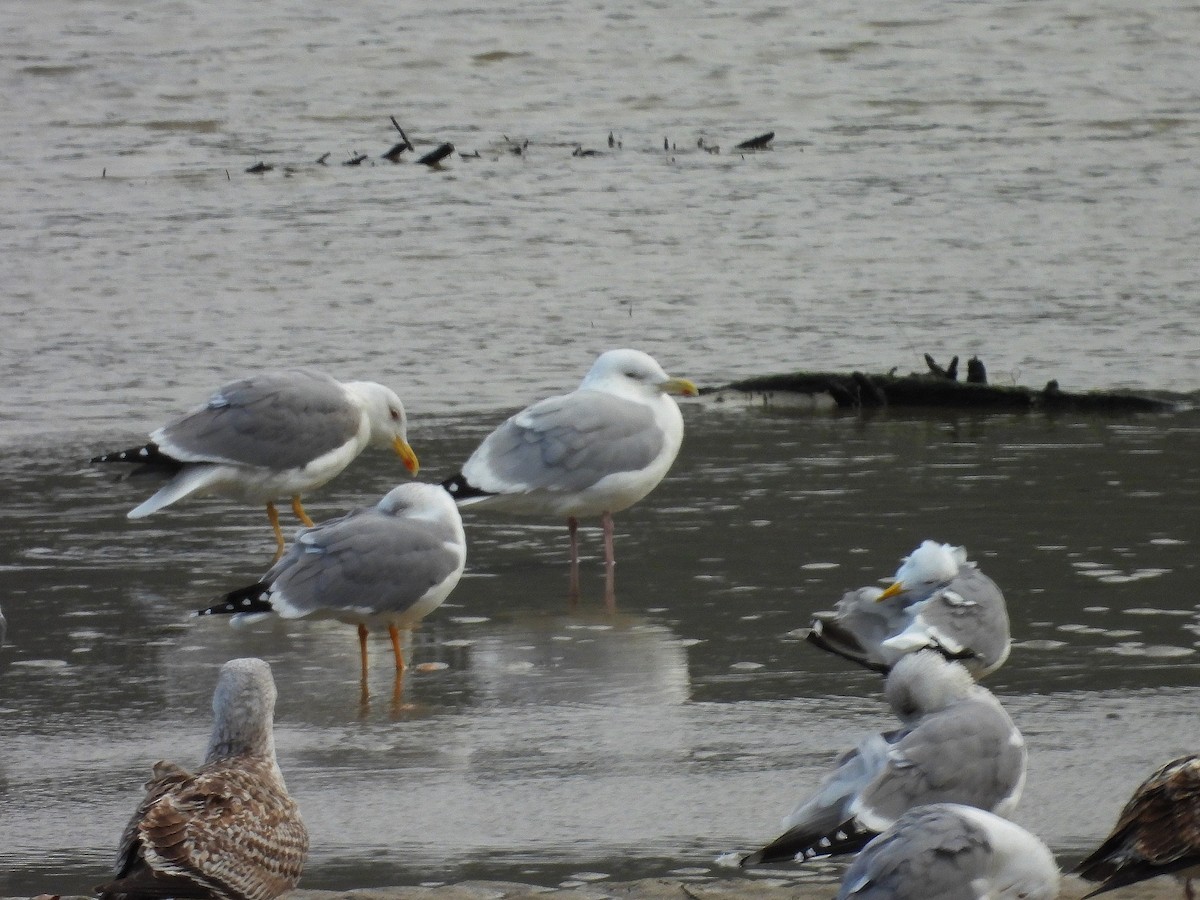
196,483 -> 466,689
806,540 -> 1011,678
837,803 -> 1059,900
92,369 -> 420,560
1076,753 -> 1200,899
95,658 -> 308,900
740,651 -> 1026,866
441,348 -> 697,606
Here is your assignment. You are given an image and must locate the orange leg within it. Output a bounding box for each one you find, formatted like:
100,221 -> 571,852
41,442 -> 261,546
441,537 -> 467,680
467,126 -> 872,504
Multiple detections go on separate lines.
266,501 -> 286,562
358,623 -> 370,682
388,624 -> 407,672
291,494 -> 314,527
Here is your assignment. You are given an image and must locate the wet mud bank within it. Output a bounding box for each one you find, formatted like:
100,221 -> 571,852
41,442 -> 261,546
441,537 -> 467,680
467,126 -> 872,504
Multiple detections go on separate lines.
25,874 -> 1181,900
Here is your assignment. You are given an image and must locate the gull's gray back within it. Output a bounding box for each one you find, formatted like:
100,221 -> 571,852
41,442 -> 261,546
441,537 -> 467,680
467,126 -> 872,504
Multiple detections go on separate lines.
268,506 -> 463,619
856,691 -> 1025,827
155,370 -> 360,470
913,567 -> 1010,667
837,805 -> 993,900
464,391 -> 663,495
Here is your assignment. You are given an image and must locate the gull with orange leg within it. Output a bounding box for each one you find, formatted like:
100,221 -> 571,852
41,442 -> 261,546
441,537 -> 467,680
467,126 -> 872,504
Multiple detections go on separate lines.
195,482 -> 465,699
92,369 -> 419,561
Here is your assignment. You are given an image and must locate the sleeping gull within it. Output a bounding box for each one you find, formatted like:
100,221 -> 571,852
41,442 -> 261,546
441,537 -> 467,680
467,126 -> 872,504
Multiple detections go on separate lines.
95,658 -> 308,900
740,651 -> 1026,866
806,540 -> 1011,678
1076,753 -> 1200,899
92,369 -> 420,560
441,348 -> 697,607
837,803 -> 1059,900
195,483 -> 466,687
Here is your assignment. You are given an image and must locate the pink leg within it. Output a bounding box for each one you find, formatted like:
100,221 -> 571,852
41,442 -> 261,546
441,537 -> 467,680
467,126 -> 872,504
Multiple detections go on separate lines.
567,516 -> 581,602
602,511 -> 616,611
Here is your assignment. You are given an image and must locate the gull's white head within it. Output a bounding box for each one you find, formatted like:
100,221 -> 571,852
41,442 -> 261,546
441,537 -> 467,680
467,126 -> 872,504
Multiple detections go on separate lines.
344,381 -> 419,475
377,481 -> 464,526
206,657 -> 279,764
877,540 -> 967,601
884,650 -> 975,722
579,349 -> 699,400
956,806 -> 1060,900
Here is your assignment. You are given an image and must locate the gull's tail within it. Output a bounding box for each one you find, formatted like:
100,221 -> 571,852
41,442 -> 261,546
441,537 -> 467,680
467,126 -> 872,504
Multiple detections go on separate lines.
195,583 -> 273,618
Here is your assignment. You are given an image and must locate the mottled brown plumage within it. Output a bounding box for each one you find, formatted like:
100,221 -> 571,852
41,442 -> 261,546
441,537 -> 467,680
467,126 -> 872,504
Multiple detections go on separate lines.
1076,754 -> 1200,899
96,659 -> 308,900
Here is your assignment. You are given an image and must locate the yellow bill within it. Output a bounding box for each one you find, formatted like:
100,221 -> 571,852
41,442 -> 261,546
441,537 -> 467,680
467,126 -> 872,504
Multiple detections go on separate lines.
659,377 -> 700,397
393,436 -> 420,475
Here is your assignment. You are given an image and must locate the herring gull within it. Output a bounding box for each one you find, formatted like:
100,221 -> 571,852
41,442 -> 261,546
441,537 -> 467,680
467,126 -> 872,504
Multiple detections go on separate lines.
95,658 -> 308,900
837,803 -> 1059,900
441,349 -> 697,606
1076,753 -> 1200,899
740,651 -> 1026,866
806,540 -> 1011,678
92,369 -> 420,560
195,482 -> 466,684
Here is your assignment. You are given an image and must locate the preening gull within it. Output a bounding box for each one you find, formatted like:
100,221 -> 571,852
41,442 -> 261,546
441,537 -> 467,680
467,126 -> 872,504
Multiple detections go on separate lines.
806,540 -> 1011,678
837,803 -> 1059,900
196,483 -> 466,683
740,651 -> 1026,866
95,658 -> 308,900
1076,753 -> 1200,899
92,369 -> 420,560
441,349 -> 697,606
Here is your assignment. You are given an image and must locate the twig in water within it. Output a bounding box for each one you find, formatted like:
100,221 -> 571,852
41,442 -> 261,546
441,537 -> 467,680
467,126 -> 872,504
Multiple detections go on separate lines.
389,116 -> 415,152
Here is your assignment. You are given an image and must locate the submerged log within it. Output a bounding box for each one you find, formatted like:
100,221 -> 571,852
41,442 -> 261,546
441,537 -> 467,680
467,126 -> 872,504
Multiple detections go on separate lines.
735,131 -> 775,150
710,369 -> 1183,413
417,143 -> 454,166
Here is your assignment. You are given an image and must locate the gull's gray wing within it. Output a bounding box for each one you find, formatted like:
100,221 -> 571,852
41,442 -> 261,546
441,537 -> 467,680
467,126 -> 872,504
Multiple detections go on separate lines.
266,507 -> 462,619
837,805 -> 992,900
741,731 -> 899,865
854,693 -> 1026,829
806,587 -> 910,672
153,370 -> 360,471
885,568 -> 1011,675
462,390 -> 663,495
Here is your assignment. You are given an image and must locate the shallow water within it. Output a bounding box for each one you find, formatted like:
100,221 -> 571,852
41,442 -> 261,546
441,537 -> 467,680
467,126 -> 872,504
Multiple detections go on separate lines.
1,403 -> 1198,894
3,0 -> 1200,893
4,0 -> 1200,451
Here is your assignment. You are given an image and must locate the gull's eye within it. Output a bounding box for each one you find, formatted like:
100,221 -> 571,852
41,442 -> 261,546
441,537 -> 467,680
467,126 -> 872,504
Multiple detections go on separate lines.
389,407 -> 401,421
625,370 -> 641,379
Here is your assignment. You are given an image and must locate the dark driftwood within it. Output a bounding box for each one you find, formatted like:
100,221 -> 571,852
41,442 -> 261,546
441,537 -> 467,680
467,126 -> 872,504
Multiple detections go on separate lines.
417,143 -> 454,166
709,371 -> 1182,413
735,131 -> 775,150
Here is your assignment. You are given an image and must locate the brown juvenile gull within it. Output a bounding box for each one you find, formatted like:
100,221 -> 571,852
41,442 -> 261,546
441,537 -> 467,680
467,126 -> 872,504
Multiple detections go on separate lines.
441,348 -> 697,607
1076,753 -> 1200,899
806,539 -> 1011,678
95,657 -> 308,900
92,369 -> 420,560
196,482 -> 466,683
740,651 -> 1026,867
837,803 -> 1059,900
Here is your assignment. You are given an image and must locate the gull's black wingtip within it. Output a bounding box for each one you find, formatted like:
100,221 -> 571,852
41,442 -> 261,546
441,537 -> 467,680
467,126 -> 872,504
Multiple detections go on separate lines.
441,473 -> 494,503
195,583 -> 273,618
